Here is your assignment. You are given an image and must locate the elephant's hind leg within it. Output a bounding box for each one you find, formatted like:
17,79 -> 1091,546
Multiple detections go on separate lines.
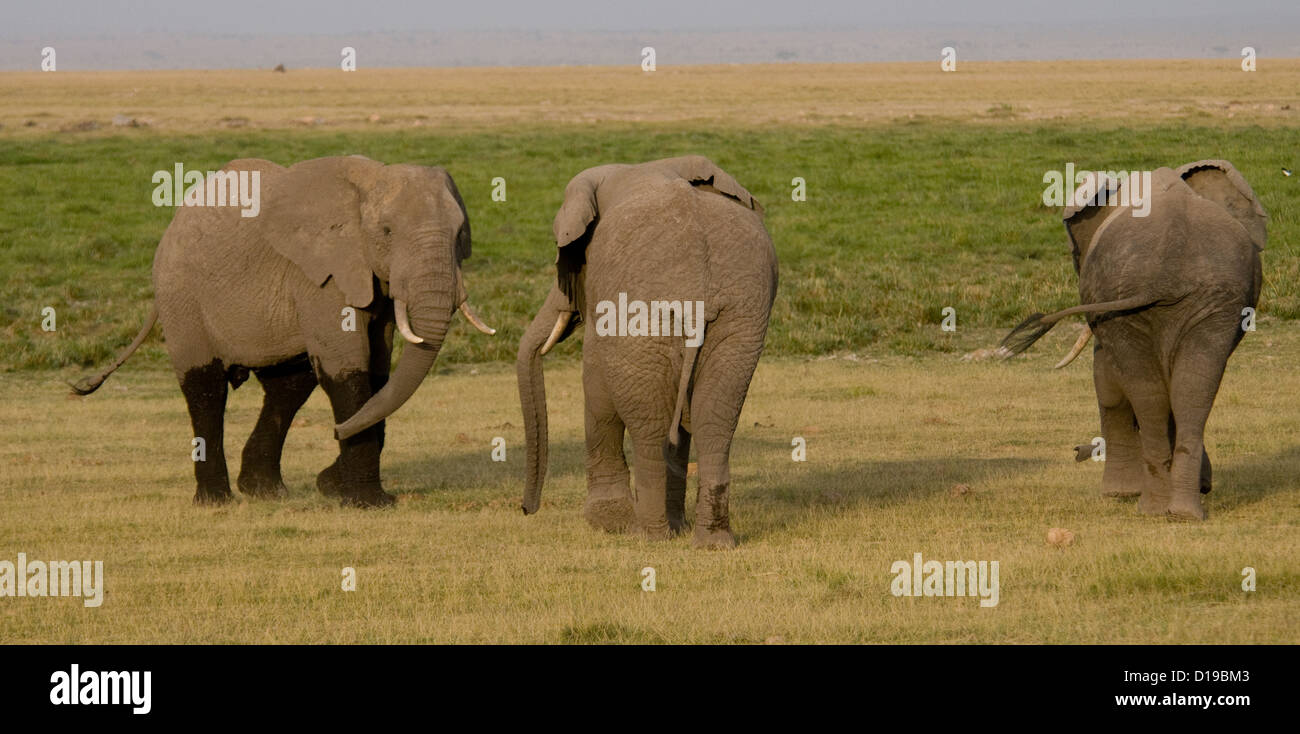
665,428 -> 691,534
1130,392 -> 1174,517
1095,347 -> 1146,498
238,357 -> 317,499
688,326 -> 765,550
582,364 -> 635,533
1165,333 -> 1232,521
630,437 -> 673,540
179,359 -> 233,505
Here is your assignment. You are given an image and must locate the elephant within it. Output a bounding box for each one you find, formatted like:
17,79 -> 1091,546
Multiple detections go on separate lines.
71,156 -> 495,507
1000,160 -> 1266,520
517,155 -> 778,548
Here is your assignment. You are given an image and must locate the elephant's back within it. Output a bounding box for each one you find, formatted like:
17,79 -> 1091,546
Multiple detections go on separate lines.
587,179 -> 775,312
151,160 -> 304,362
1081,186 -> 1256,306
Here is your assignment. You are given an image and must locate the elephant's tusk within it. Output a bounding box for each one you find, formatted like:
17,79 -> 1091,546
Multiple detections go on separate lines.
539,311 -> 572,356
394,299 -> 424,344
458,301 -> 496,335
1054,325 -> 1092,369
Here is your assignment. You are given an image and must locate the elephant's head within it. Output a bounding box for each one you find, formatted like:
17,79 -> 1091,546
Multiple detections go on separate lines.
266,157 -> 493,440
516,155 -> 760,514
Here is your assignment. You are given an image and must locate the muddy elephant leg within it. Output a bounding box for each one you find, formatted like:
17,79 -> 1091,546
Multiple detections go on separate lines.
301,299 -> 394,508
582,358 -> 634,532
689,325 -> 764,550
179,360 -> 233,505
238,358 -> 317,498
314,368 -> 393,507
1129,390 -> 1174,516
631,437 -> 672,540
1094,345 -> 1146,498
665,428 -> 691,534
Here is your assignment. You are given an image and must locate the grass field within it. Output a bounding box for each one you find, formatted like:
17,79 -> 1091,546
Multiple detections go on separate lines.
1,62 -> 1297,642
1,324 -> 1296,642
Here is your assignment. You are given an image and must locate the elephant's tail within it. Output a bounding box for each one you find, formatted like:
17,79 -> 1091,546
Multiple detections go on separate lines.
69,305 -> 158,395
998,296 -> 1154,359
663,343 -> 701,477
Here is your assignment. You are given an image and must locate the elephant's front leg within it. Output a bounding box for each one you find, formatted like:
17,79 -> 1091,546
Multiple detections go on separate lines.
314,367 -> 393,507
582,363 -> 635,532
303,302 -> 394,508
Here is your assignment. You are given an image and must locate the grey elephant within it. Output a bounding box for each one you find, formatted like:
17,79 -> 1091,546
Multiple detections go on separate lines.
517,156 -> 778,548
1000,160 -> 1266,520
72,156 -> 494,507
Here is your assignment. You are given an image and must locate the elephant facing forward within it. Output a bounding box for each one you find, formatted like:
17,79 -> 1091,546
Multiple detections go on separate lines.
73,156 -> 494,507
1001,160 -> 1266,520
518,156 -> 778,548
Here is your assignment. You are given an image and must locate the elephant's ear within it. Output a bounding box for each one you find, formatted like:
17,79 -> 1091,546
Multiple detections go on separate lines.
1062,173 -> 1123,271
268,157 -> 379,309
553,165 -> 620,250
443,169 -> 472,264
1176,160 -> 1268,251
552,165 -> 629,307
661,155 -> 763,214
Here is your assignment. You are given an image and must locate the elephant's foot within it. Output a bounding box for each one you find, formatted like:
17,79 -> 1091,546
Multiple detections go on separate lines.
583,495 -> 635,533
667,511 -> 689,535
237,471 -> 288,499
692,526 -> 737,550
1100,462 -> 1148,498
193,487 -> 234,506
339,485 -> 397,509
316,462 -> 346,497
636,519 -> 673,541
1167,493 -> 1207,521
1137,488 -> 1170,516
1100,484 -> 1143,499
318,463 -> 394,508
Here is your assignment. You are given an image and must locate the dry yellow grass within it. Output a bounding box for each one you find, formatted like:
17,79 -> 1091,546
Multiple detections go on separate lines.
3,59 -> 1299,134
0,324 -> 1295,643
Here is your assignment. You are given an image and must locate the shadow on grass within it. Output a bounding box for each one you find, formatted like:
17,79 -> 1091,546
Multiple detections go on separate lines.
1211,445 -> 1300,515
381,435 -> 1047,539
379,438 -> 588,500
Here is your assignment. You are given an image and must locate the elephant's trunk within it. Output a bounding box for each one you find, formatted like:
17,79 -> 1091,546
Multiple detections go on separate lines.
335,237 -> 457,441
518,284 -> 575,514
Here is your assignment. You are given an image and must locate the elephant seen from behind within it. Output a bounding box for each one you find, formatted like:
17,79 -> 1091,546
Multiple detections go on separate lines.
1001,160 -> 1266,520
517,155 -> 778,548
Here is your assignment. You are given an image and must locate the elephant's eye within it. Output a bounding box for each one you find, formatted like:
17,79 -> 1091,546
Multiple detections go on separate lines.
382,226 -> 392,237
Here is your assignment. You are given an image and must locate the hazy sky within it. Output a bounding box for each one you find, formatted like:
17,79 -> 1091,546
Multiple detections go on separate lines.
4,0 -> 1298,36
